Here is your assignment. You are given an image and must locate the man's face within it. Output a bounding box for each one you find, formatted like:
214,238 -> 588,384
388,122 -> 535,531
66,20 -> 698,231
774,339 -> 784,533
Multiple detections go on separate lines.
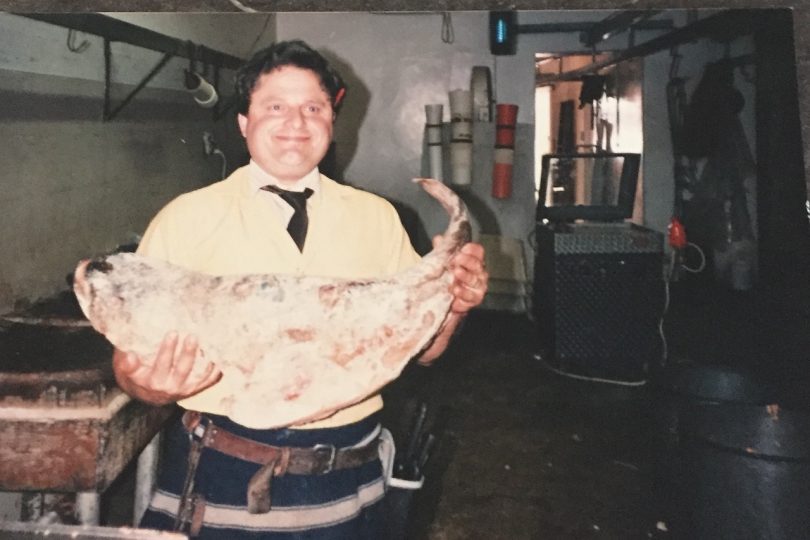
238,66 -> 334,185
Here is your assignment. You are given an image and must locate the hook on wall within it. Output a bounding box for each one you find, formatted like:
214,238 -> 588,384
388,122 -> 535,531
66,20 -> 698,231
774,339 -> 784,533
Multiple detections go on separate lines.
66,29 -> 90,53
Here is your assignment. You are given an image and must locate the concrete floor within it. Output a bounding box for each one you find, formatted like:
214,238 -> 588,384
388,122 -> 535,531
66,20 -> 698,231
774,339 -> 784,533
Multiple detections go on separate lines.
380,275 -> 810,540
381,311 -> 664,540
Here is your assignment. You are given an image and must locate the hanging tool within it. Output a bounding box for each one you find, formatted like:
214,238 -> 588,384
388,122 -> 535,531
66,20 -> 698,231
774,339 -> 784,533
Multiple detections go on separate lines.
414,434 -> 436,479
395,401 -> 436,481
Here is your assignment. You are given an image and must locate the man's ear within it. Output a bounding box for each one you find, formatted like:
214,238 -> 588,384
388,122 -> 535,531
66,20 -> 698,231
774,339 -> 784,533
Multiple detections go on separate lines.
237,114 -> 248,138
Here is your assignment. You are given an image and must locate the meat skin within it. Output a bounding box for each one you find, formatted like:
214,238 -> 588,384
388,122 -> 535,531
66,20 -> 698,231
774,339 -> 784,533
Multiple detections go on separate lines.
73,178 -> 470,428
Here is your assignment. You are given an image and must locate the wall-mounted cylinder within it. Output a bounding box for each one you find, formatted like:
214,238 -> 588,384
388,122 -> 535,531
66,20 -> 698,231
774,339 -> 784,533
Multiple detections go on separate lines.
185,70 -> 219,108
493,103 -> 519,199
471,66 -> 493,122
492,148 -> 515,199
450,141 -> 473,188
425,104 -> 444,182
449,89 -> 473,187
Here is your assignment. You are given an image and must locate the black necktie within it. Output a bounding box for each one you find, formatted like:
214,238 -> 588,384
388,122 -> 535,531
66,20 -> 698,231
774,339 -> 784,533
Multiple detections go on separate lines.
262,185 -> 314,252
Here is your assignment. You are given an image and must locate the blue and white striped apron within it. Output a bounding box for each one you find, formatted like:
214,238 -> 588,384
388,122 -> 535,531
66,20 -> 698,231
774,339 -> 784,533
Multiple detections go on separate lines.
140,412 -> 386,539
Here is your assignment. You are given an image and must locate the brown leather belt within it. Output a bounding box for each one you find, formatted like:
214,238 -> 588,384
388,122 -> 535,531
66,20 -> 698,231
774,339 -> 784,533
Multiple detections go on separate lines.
181,410 -> 380,474
177,410 -> 381,519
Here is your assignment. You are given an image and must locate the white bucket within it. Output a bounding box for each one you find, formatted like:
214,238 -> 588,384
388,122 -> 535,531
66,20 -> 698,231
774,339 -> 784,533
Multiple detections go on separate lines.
425,109 -> 443,145
450,141 -> 473,186
428,145 -> 443,182
425,104 -> 444,182
450,120 -> 472,142
425,104 -> 443,124
449,89 -> 472,121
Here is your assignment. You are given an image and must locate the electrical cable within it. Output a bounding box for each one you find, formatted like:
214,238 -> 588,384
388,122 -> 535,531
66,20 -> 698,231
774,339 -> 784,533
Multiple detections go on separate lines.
658,251 -> 679,367
212,149 -> 228,179
441,12 -> 454,44
229,0 -> 258,13
246,14 -> 272,56
680,241 -> 706,273
658,281 -> 669,366
203,131 -> 227,179
657,241 -> 705,369
533,353 -> 647,387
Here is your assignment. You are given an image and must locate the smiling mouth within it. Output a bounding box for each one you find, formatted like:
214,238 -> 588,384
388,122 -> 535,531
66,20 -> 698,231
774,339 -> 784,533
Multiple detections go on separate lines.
276,134 -> 310,143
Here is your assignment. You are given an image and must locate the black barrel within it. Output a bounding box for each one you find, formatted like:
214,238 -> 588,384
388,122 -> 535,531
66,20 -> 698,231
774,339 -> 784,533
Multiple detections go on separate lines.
653,364 -> 810,539
678,400 -> 810,539
651,364 -> 769,514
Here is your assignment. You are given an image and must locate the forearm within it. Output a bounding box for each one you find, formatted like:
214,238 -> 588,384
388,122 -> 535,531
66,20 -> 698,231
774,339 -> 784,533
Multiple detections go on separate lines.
417,311 -> 465,365
416,240 -> 488,365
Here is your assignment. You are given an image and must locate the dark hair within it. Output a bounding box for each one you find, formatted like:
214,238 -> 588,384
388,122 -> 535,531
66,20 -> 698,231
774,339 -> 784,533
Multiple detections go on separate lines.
234,40 -> 346,115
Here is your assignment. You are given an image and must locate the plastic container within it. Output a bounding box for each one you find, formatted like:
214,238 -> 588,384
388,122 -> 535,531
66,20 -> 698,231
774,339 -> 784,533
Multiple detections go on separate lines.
425,104 -> 444,181
492,162 -> 513,199
653,364 -> 810,539
448,89 -> 472,121
496,103 -> 519,125
450,141 -> 473,187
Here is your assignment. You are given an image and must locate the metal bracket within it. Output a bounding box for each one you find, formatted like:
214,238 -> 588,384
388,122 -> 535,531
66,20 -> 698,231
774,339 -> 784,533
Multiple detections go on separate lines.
20,14 -> 245,123
103,38 -> 175,121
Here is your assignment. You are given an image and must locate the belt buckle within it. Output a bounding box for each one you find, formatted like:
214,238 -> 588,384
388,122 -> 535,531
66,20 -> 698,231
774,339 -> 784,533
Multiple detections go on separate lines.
313,444 -> 337,474
189,415 -> 212,442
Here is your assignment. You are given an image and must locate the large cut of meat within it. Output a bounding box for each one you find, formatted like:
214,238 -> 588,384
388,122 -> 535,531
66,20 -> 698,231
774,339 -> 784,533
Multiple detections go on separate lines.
73,179 -> 471,429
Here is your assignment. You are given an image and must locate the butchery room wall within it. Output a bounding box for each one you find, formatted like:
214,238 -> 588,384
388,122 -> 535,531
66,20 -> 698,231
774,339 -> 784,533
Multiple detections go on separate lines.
0,10 -> 763,314
0,13 -> 276,314
275,10 -> 760,310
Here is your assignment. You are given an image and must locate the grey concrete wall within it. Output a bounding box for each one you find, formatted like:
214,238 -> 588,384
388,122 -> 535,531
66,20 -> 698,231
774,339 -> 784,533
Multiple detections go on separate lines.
2,0 -> 807,240
0,10 -> 762,313
276,12 -> 497,243
275,12 -> 609,252
0,13 -> 276,313
275,11 -> 754,250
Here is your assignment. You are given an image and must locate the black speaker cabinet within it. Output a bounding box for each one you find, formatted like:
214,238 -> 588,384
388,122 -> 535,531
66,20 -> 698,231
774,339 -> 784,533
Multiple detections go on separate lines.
533,222 -> 665,381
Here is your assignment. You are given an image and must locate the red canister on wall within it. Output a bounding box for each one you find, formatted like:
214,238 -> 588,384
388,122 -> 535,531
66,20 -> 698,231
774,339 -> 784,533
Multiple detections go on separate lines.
492,103 -> 518,199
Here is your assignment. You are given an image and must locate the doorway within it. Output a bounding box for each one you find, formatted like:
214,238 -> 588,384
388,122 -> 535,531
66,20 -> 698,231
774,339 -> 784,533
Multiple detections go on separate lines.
534,53 -> 644,223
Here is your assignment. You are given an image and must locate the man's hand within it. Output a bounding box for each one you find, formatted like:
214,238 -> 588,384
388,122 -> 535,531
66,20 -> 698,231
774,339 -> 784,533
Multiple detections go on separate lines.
445,239 -> 489,313
417,240 -> 488,365
112,332 -> 222,406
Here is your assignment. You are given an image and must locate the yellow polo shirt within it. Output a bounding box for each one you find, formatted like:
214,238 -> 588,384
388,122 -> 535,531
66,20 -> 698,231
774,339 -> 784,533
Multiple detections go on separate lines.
137,165 -> 421,428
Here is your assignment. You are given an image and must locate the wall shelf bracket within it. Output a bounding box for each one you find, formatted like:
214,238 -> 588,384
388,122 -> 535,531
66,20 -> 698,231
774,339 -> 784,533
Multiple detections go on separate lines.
103,39 -> 175,121
18,13 -> 245,122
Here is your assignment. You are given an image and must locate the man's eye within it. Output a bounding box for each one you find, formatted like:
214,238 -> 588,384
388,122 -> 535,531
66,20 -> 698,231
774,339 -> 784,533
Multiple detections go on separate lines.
306,105 -> 320,113
268,104 -> 284,112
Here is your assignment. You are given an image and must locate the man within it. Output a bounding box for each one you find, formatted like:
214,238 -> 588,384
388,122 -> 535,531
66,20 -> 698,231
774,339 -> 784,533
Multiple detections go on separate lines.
113,40 -> 488,539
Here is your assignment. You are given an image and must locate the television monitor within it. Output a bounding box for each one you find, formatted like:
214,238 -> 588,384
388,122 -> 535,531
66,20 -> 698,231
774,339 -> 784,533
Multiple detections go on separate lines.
536,152 -> 641,222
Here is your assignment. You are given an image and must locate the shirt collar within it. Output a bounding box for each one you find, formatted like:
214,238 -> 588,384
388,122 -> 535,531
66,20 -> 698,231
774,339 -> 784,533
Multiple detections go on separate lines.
247,160 -> 321,195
